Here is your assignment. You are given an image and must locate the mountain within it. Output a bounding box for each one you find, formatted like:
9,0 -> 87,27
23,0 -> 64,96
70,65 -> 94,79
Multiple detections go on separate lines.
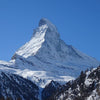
45,66 -> 100,100
0,18 -> 100,86
0,18 -> 100,99
11,18 -> 99,84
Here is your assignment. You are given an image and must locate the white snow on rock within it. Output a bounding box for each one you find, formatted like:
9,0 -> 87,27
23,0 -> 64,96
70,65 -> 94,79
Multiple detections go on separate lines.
0,18 -> 100,88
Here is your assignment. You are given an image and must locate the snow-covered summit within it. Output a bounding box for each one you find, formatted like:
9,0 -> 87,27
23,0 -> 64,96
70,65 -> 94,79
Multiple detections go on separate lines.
14,18 -> 59,59
0,18 -> 99,99
0,18 -> 99,88
11,18 -> 99,79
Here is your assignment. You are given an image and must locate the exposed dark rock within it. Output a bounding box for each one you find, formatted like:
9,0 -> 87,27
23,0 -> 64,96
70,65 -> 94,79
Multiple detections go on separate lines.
42,80 -> 61,100
0,72 -> 39,100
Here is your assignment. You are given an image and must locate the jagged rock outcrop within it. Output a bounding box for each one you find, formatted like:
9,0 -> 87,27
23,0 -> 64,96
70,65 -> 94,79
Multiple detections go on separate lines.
42,80 -> 61,100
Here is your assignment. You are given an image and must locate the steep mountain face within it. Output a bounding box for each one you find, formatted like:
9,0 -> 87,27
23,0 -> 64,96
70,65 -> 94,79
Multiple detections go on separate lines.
0,72 -> 39,100
11,18 -> 99,85
45,66 -> 100,100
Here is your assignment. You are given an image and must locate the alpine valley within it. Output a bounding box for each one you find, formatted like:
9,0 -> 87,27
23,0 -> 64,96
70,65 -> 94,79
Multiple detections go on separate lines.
0,18 -> 100,100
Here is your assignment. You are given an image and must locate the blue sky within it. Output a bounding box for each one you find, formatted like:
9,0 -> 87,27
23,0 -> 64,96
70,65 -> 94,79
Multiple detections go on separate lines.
0,0 -> 100,61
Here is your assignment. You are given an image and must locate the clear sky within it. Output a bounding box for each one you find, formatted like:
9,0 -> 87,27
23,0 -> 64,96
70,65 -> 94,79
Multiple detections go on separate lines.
0,0 -> 100,61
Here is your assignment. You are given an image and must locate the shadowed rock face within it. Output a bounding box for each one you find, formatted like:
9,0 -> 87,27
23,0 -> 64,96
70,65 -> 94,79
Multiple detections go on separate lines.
39,18 -> 51,26
0,72 -> 39,100
42,80 -> 61,100
39,18 -> 57,31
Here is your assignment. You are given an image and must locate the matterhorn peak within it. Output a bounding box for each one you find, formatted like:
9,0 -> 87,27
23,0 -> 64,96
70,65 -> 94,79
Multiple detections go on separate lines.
39,18 -> 52,26
32,18 -> 60,47
0,18 -> 100,100
38,18 -> 57,32
13,18 -> 99,78
14,18 -> 61,59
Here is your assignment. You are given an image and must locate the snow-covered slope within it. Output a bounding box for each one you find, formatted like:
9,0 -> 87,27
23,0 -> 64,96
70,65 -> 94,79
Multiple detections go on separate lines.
10,18 -> 99,83
0,18 -> 100,88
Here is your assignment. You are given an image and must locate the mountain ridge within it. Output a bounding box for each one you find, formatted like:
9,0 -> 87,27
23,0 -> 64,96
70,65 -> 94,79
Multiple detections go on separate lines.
0,18 -> 99,90
12,18 -> 99,77
0,18 -> 100,83
0,18 -> 100,100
